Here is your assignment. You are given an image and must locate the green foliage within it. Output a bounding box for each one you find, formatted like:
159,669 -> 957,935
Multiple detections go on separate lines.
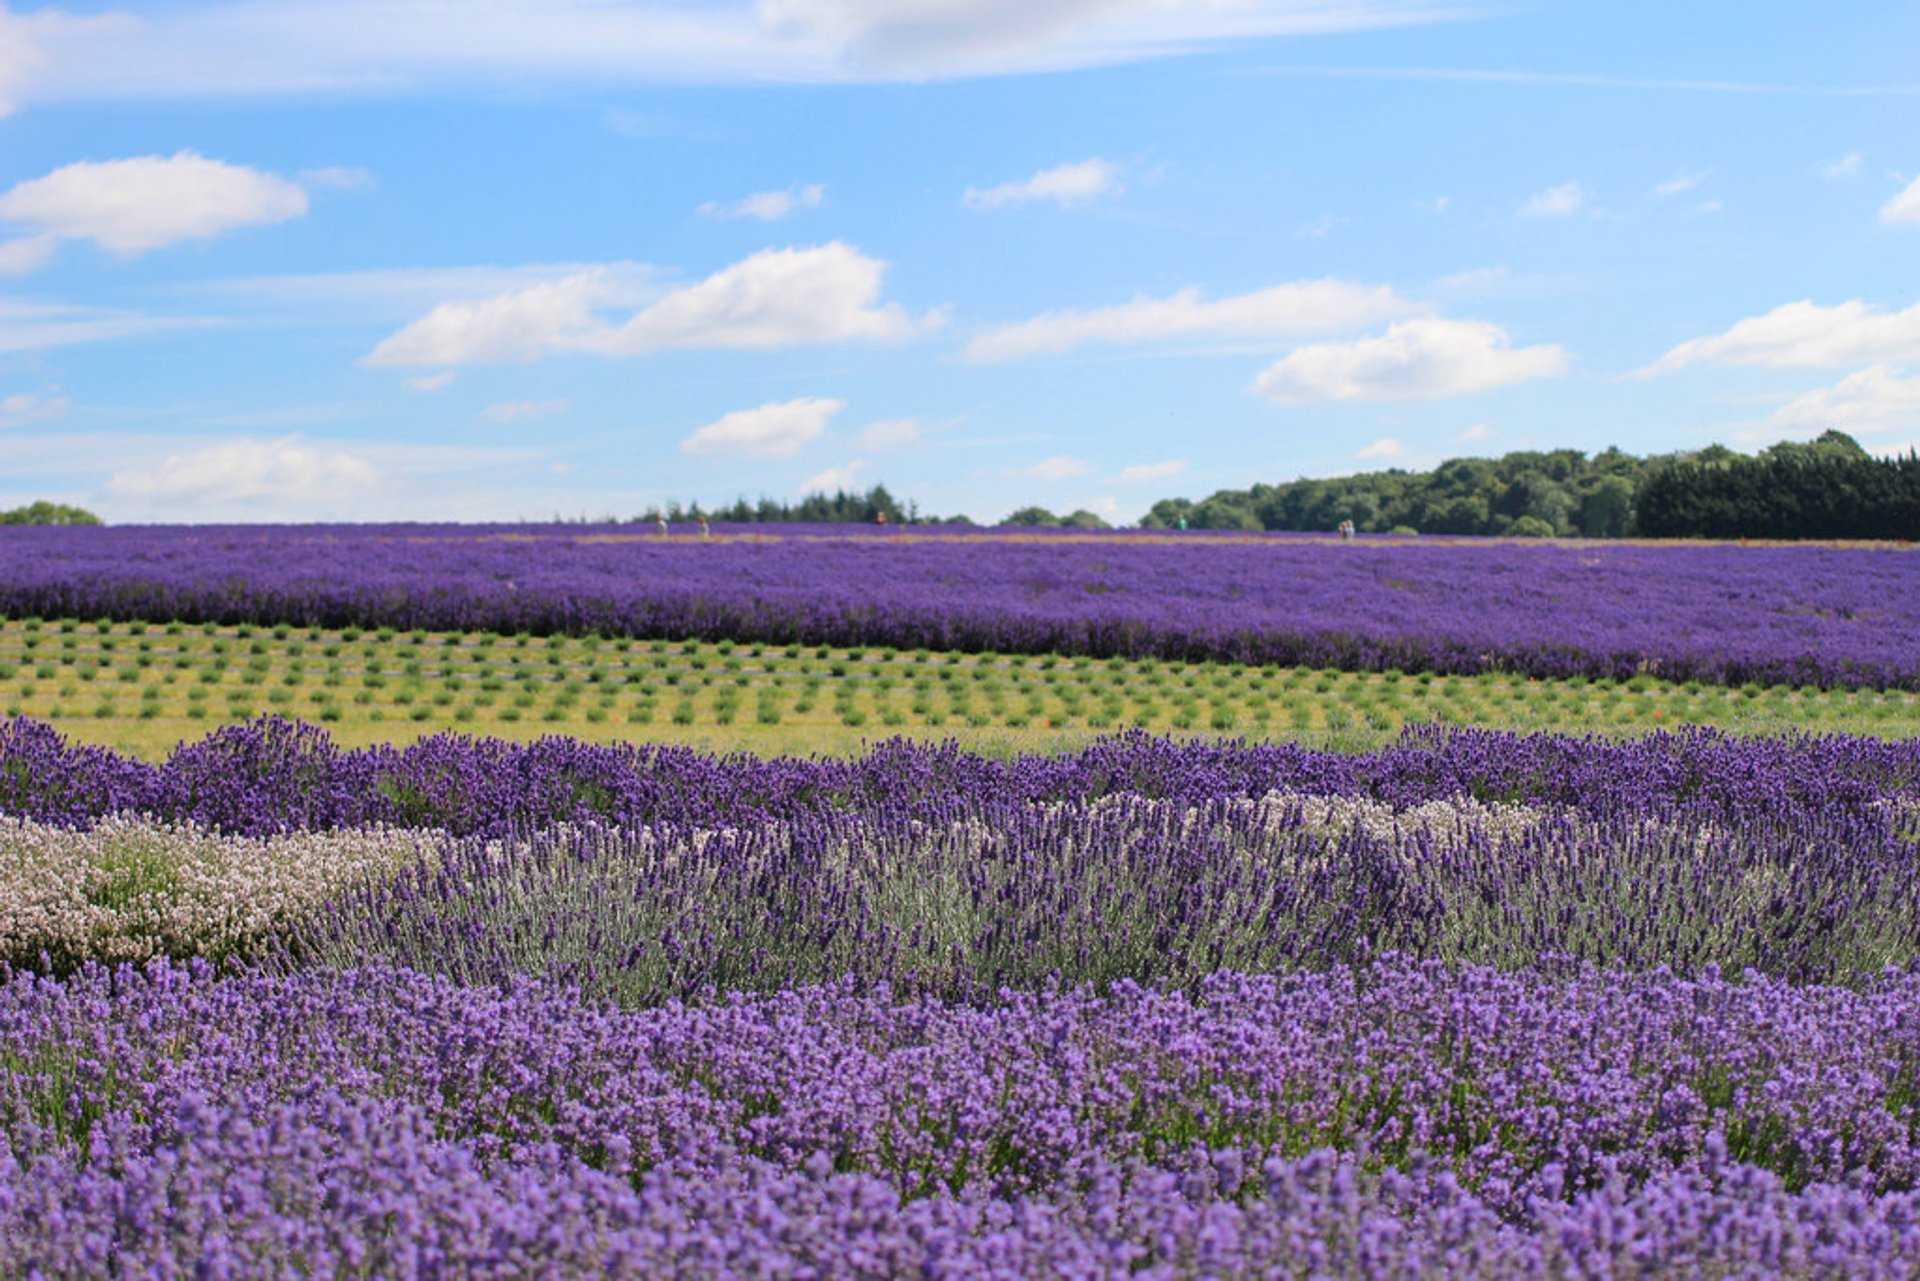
0,501 -> 102,526
1635,433 -> 1919,539
640,484 -> 949,526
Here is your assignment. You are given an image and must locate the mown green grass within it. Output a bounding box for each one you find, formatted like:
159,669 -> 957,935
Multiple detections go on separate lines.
2,615 -> 1916,760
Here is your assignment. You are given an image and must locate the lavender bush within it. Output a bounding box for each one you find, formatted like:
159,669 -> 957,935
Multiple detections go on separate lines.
7,959 -> 1920,1275
5,523 -> 1917,686
6,715 -> 1916,836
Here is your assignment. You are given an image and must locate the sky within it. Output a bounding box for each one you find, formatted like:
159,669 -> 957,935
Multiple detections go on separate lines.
2,0 -> 1918,525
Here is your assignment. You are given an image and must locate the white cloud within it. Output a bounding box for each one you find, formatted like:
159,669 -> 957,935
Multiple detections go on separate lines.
0,1 -> 1464,111
298,165 -> 376,189
964,158 -> 1120,210
1644,299 -> 1920,373
1517,180 -> 1584,217
1356,437 -> 1404,459
1251,318 -> 1569,403
858,417 -> 930,450
699,183 -> 824,221
0,391 -> 69,428
800,459 -> 866,493
1416,195 -> 1451,214
367,243 -> 933,366
1652,170 -> 1706,198
1010,454 -> 1091,481
680,396 -> 844,458
101,435 -> 380,506
1883,176 -> 1920,225
1457,422 -> 1493,442
0,298 -> 217,353
1767,365 -> 1920,435
1433,265 -> 1509,292
1297,213 -> 1338,238
1693,199 -> 1723,215
0,232 -> 57,275
0,151 -> 307,254
481,398 -> 570,424
1822,153 -> 1863,179
1108,458 -> 1186,483
405,371 -> 456,392
965,278 -> 1418,361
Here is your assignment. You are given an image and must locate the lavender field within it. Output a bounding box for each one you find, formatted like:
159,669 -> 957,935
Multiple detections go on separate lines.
6,524 -> 1920,1275
8,522 -> 1919,687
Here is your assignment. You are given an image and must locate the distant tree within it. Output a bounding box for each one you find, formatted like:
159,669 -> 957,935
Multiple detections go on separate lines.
0,501 -> 101,525
1000,506 -> 1061,527
1506,515 -> 1557,538
1060,509 -> 1110,529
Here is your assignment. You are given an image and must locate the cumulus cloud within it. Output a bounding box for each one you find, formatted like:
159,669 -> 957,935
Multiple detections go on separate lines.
800,459 -> 866,493
0,151 -> 308,256
481,398 -> 570,424
102,435 -> 380,506
0,391 -> 69,428
367,243 -> 932,367
1767,365 -> 1920,434
680,396 -> 844,457
1457,422 -> 1493,442
1822,153 -> 1863,179
405,372 -> 456,392
1356,437 -> 1404,459
699,183 -> 824,221
964,158 -> 1120,210
1109,458 -> 1186,483
965,278 -> 1418,361
1009,455 -> 1090,481
1517,180 -> 1583,217
1251,318 -> 1568,403
1643,299 -> 1920,373
1883,176 -> 1920,226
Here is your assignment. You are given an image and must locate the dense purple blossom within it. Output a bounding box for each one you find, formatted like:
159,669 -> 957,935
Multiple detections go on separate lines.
5,715 -> 1915,836
7,959 -> 1920,1275
6,523 -> 1917,686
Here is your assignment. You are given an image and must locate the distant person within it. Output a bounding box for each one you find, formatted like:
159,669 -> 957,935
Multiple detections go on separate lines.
1177,517 -> 1188,531
656,516 -> 668,536
1338,519 -> 1356,541
700,517 -> 711,539
875,511 -> 888,527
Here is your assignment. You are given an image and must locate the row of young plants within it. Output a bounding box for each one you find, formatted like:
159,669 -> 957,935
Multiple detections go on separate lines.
8,617 -> 1916,753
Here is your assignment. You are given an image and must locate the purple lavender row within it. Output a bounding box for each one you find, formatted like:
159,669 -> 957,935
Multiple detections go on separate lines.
6,715 -> 1915,836
9,1108 -> 1919,1278
7,959 -> 1920,1274
7,523 -> 1918,686
285,792 -> 1920,995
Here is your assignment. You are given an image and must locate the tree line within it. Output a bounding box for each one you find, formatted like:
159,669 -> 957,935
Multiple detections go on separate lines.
1141,431 -> 1917,539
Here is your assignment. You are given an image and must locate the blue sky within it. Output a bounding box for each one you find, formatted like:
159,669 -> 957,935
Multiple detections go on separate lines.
2,0 -> 1918,524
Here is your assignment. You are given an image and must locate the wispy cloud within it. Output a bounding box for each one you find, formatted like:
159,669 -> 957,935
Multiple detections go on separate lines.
1821,153 -> 1864,179
1108,458 -> 1187,483
1883,177 -> 1920,226
1643,298 -> 1920,373
1237,64 -> 1920,97
698,182 -> 824,221
1009,455 -> 1091,481
1518,180 -> 1583,218
964,158 -> 1121,210
1,2 -> 1471,114
481,398 -> 570,424
966,278 -> 1417,361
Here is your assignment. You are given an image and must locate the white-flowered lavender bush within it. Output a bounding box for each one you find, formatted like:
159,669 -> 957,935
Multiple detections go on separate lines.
0,816 -> 445,965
